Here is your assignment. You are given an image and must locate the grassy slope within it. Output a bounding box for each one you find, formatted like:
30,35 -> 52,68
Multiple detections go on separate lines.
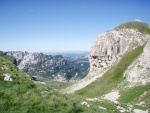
1,21 -> 150,112
71,21 -> 150,112
68,93 -> 120,113
114,21 -> 150,35
0,54 -> 121,113
71,44 -> 150,112
0,56 -> 84,113
76,46 -> 144,97
0,51 -> 15,64
119,84 -> 150,109
1,53 -> 116,113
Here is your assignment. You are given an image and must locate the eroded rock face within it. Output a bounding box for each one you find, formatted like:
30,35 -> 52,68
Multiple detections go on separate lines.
124,39 -> 150,85
6,51 -> 25,66
4,51 -> 89,82
5,51 -> 38,69
89,29 -> 149,74
64,28 -> 150,93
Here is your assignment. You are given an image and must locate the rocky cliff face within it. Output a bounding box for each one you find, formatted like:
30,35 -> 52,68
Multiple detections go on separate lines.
89,28 -> 149,75
5,51 -> 39,69
124,38 -> 150,86
65,22 -> 150,93
4,51 -> 89,82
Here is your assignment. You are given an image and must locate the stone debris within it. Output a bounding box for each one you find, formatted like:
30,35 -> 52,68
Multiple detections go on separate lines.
81,101 -> 90,107
34,81 -> 46,85
86,98 -> 101,102
133,109 -> 148,113
114,102 -> 133,113
116,106 -> 127,113
103,90 -> 120,101
114,101 -> 120,105
1,65 -> 9,70
3,74 -> 12,81
98,106 -> 106,110
137,101 -> 145,106
127,104 -> 133,111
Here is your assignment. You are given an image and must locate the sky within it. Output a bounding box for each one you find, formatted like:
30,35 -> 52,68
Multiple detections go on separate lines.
0,0 -> 150,52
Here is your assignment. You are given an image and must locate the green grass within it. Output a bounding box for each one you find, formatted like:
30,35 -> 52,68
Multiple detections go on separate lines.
0,44 -> 149,112
76,45 -> 144,97
0,51 -> 16,64
0,56 -> 84,113
43,79 -> 73,90
114,21 -> 150,35
119,84 -> 150,109
67,93 -> 120,113
88,100 -> 120,113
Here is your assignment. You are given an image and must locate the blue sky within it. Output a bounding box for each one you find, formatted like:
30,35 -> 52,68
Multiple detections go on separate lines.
0,0 -> 150,52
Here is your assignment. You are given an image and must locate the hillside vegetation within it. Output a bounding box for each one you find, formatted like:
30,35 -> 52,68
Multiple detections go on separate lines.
114,21 -> 150,34
74,45 -> 150,112
0,51 -> 16,64
1,21 -> 150,113
0,55 -> 84,113
76,46 -> 144,97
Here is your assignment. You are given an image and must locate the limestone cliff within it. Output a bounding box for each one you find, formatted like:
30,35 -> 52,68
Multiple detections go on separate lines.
5,51 -> 38,69
65,21 -> 150,93
89,28 -> 149,75
124,39 -> 150,86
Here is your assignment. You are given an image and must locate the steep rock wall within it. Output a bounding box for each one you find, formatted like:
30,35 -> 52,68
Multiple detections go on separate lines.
89,29 -> 149,75
65,28 -> 150,93
124,39 -> 150,86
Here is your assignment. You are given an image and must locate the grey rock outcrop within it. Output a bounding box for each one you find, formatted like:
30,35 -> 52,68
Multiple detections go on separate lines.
3,74 -> 12,81
124,39 -> 150,85
65,28 -> 150,93
5,51 -> 38,69
89,29 -> 149,74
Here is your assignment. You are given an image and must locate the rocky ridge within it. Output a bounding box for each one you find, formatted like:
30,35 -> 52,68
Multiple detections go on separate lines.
5,51 -> 41,69
65,23 -> 150,93
4,51 -> 89,82
89,28 -> 149,75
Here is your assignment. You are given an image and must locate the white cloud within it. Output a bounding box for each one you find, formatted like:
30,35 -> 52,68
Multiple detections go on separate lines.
134,19 -> 143,22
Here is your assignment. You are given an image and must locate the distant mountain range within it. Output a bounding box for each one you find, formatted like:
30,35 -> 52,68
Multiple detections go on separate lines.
43,51 -> 89,57
2,51 -> 89,82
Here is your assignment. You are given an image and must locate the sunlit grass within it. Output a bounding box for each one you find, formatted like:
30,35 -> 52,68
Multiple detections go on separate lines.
114,21 -> 150,34
76,46 -> 144,97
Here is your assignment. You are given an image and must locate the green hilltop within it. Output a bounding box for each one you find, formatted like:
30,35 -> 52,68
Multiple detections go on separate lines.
114,21 -> 150,34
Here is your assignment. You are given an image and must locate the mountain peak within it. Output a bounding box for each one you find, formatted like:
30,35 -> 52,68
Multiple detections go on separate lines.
114,21 -> 150,35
